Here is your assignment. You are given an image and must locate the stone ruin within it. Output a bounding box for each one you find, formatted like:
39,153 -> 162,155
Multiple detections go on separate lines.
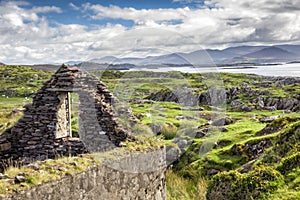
0,65 -> 136,162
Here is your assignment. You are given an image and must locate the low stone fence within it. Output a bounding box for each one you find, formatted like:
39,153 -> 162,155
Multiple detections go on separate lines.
1,148 -> 166,200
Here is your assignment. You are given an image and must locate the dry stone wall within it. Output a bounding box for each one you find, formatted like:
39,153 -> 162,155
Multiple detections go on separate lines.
0,65 -> 135,162
1,149 -> 167,200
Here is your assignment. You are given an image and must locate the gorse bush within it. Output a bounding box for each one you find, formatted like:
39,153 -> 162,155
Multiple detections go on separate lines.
260,121 -> 300,165
277,152 -> 300,175
206,170 -> 241,200
206,166 -> 284,200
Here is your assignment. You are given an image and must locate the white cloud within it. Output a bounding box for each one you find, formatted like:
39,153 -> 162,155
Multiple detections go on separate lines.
83,3 -> 190,24
82,1 -> 300,47
69,2 -> 80,11
173,0 -> 203,4
205,0 -> 300,13
0,0 -> 299,64
31,6 -> 62,13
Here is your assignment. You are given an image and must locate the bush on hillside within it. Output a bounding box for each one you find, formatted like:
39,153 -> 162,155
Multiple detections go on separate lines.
277,152 -> 300,175
160,124 -> 178,140
206,166 -> 284,200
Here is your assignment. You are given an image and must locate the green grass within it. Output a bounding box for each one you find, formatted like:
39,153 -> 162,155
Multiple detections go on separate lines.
0,154 -> 100,197
160,124 -> 178,140
166,170 -> 207,200
0,65 -> 51,133
174,113 -> 300,177
130,101 -> 204,128
0,65 -> 52,97
0,97 -> 28,134
121,135 -> 165,152
268,189 -> 300,200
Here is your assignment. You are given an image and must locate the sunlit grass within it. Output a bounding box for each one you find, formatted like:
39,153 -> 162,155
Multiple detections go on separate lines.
0,97 -> 28,134
0,154 -> 100,196
166,170 -> 207,200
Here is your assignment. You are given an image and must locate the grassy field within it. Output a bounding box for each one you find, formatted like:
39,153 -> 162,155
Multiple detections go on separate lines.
0,97 -> 28,133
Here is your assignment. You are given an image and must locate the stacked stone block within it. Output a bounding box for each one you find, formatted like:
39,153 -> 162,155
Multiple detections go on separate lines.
0,65 -> 133,162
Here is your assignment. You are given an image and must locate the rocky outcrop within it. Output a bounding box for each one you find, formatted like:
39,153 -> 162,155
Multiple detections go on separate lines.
256,126 -> 281,136
226,82 -> 270,101
146,87 -> 226,106
254,96 -> 300,111
263,76 -> 300,86
259,115 -> 280,123
146,80 -> 300,112
225,82 -> 300,112
230,139 -> 273,161
146,88 -> 199,106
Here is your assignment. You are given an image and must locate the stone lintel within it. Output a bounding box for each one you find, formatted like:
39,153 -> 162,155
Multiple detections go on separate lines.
46,88 -> 82,92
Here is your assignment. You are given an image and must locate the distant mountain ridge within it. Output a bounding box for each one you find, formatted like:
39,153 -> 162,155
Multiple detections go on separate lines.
71,44 -> 300,66
244,47 -> 296,58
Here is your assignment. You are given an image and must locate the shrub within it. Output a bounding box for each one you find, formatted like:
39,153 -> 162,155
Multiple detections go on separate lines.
206,171 -> 241,200
161,124 -> 178,140
206,166 -> 284,200
260,122 -> 300,165
277,152 -> 300,175
238,166 -> 284,199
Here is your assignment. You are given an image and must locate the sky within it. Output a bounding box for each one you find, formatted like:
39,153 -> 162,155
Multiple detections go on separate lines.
0,0 -> 300,64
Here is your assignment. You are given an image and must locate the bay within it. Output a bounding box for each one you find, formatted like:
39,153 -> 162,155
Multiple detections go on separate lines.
124,63 -> 300,77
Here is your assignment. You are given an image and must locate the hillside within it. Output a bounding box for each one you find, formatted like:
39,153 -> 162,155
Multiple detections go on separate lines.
0,66 -> 299,199
98,70 -> 300,199
0,65 -> 52,97
0,66 -> 52,133
275,45 -> 300,56
242,46 -> 297,60
222,45 -> 268,56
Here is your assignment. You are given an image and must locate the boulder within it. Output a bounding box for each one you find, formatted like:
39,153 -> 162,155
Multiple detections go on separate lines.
207,169 -> 220,175
259,115 -> 280,123
166,146 -> 180,165
241,105 -> 252,112
14,175 -> 26,184
195,130 -> 206,138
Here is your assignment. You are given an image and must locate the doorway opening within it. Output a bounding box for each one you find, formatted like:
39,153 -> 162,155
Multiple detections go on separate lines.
56,92 -> 71,139
70,92 -> 80,138
55,92 -> 80,139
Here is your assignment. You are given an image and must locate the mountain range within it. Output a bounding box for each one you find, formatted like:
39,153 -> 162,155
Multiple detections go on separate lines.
75,44 -> 300,66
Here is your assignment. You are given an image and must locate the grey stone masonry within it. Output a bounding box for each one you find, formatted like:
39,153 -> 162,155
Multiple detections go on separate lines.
0,64 -> 135,162
1,148 -> 167,200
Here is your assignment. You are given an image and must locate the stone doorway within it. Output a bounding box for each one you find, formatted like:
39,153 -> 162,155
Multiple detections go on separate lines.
70,93 -> 80,138
56,92 -> 81,139
56,92 -> 71,139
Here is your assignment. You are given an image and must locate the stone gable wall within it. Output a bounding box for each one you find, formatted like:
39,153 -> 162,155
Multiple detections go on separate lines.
0,65 -> 135,162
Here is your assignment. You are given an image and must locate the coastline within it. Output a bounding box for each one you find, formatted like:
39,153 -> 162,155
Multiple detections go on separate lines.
120,62 -> 300,77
